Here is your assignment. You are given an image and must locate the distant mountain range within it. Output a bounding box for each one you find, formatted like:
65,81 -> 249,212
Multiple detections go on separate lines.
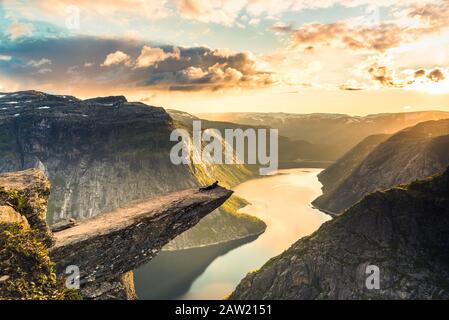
200,111 -> 449,161
313,119 -> 449,214
230,166 -> 449,299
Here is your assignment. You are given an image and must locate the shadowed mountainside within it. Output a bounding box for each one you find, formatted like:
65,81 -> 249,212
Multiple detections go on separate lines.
230,167 -> 449,300
313,119 -> 449,214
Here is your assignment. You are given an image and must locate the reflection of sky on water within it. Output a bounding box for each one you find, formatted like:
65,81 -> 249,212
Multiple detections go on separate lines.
180,168 -> 331,300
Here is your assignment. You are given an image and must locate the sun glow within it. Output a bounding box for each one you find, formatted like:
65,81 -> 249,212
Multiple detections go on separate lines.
407,78 -> 449,94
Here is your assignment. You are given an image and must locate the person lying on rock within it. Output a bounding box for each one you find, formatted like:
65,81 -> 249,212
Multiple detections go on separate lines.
199,181 -> 219,191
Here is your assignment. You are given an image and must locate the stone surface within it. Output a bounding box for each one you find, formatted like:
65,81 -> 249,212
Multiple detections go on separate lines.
0,168 -> 232,300
50,186 -> 233,296
81,272 -> 137,300
0,169 -> 79,300
230,167 -> 449,300
0,168 -> 53,246
0,205 -> 29,226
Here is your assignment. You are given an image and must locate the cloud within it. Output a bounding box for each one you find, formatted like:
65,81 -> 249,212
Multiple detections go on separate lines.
27,58 -> 52,68
427,68 -> 445,82
24,0 -> 170,20
0,55 -> 12,61
135,46 -> 181,68
368,65 -> 396,86
173,0 -> 246,25
277,1 -> 449,52
0,36 -> 275,92
414,69 -> 426,77
285,22 -> 408,52
7,22 -> 33,40
270,22 -> 293,33
142,47 -> 275,90
365,64 -> 448,89
101,51 -> 132,67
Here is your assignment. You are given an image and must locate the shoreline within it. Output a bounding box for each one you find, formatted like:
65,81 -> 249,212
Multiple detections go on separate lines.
162,227 -> 266,252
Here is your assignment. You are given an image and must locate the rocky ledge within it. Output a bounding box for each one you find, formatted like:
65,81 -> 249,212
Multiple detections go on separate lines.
0,169 -> 232,299
50,186 -> 232,299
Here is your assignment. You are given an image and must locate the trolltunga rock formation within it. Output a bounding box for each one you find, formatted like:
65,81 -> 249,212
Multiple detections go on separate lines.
49,186 -> 233,298
0,168 -> 232,299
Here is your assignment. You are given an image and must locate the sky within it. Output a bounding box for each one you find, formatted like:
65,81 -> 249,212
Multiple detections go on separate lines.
0,0 -> 448,115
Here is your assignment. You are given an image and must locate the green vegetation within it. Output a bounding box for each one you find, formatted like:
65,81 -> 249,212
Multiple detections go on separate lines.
219,195 -> 266,234
0,222 -> 81,300
0,187 -> 26,212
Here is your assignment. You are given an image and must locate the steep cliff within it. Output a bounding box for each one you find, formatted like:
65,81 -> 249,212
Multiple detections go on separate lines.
315,134 -> 391,195
50,185 -> 233,299
0,169 -> 233,299
0,169 -> 79,300
313,119 -> 449,214
230,167 -> 449,300
0,91 -> 264,248
165,110 -> 268,250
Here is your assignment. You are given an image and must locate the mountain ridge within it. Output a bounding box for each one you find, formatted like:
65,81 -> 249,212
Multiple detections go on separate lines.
313,118 -> 449,214
230,166 -> 449,299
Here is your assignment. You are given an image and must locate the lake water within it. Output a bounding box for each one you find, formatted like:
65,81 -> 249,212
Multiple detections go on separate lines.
134,168 -> 331,299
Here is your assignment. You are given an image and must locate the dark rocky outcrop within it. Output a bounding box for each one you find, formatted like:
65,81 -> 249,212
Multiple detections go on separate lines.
230,167 -> 449,300
0,169 -> 232,299
313,119 -> 449,214
49,186 -> 233,299
0,169 -> 79,300
0,169 -> 53,246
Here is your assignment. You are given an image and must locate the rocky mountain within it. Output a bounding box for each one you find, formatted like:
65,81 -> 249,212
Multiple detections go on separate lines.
316,134 -> 391,196
0,91 -> 265,249
230,167 -> 449,299
169,109 -> 326,167
200,111 -> 449,160
0,168 -> 232,299
313,119 -> 449,214
0,169 -> 79,299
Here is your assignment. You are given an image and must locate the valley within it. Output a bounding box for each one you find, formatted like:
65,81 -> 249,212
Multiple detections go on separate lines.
134,168 -> 330,299
1,90 -> 448,301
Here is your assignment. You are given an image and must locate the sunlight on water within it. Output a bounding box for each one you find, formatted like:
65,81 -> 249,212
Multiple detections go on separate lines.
179,168 -> 331,299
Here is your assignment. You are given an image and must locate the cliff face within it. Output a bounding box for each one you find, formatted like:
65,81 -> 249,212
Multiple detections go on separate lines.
0,169 -> 232,299
0,91 -> 264,249
0,91 -> 194,221
0,169 -> 53,246
230,167 -> 449,300
0,169 -> 79,300
316,134 -> 391,195
313,119 -> 449,214
50,186 -> 233,299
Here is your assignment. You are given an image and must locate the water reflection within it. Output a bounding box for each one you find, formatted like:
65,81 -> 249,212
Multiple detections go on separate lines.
135,169 -> 331,300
